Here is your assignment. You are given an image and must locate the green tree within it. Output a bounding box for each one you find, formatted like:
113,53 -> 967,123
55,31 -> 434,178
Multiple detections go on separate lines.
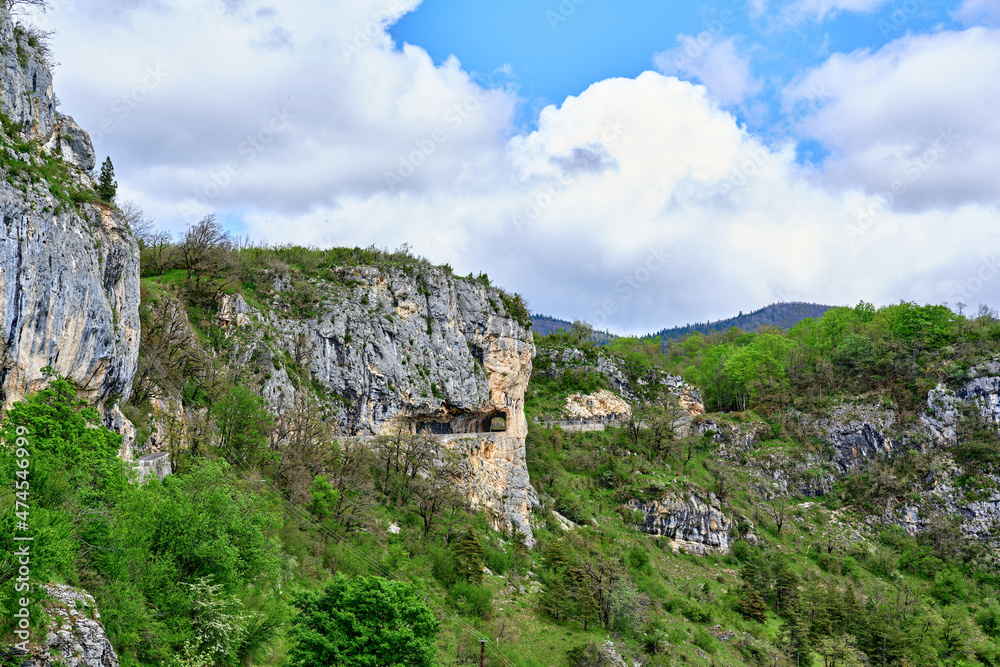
97,156 -> 118,202
738,582 -> 767,623
289,574 -> 438,667
210,385 -> 274,468
0,373 -> 127,600
453,528 -> 485,584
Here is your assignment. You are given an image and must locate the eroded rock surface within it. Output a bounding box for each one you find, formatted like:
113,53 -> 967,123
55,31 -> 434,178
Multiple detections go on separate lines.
629,494 -> 735,555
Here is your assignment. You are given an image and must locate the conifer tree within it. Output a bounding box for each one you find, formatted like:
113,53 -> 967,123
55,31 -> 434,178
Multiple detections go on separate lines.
453,528 -> 484,584
539,541 -> 573,620
569,567 -> 599,630
738,582 -> 768,623
97,156 -> 117,203
782,596 -> 812,666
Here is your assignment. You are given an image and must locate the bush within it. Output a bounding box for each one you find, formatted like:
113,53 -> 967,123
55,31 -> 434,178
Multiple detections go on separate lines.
692,629 -> 718,654
450,581 -> 493,619
483,544 -> 512,576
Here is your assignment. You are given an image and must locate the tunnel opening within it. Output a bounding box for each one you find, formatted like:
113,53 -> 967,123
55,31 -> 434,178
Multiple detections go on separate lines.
409,410 -> 508,435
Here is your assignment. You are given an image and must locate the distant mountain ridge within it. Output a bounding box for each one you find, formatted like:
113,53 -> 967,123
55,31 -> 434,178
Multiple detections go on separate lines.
531,302 -> 833,343
529,315 -> 616,344
648,301 -> 833,340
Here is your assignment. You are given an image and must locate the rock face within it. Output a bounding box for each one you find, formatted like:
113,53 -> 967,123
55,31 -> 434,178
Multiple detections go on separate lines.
0,6 -> 140,447
923,370 -> 1000,444
628,494 -> 734,555
0,13 -> 57,141
564,389 -> 632,422
18,584 -> 120,667
218,267 -> 538,539
812,404 -> 896,473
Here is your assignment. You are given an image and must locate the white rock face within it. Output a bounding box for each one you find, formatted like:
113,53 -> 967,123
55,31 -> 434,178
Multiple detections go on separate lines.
565,389 -> 632,422
18,584 -> 120,667
628,494 -> 736,555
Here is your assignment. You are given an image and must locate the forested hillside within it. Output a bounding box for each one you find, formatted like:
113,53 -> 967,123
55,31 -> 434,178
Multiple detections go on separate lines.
649,302 -> 833,341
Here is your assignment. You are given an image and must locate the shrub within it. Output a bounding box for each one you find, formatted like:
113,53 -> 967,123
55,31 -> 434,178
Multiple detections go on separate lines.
450,581 -> 493,619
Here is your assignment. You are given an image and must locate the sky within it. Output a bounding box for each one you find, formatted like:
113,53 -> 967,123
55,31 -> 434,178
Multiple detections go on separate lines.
21,0 -> 1000,335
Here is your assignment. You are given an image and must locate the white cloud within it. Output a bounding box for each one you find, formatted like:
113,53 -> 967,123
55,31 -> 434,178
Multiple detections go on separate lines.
785,0 -> 892,22
785,27 -> 1000,210
32,1 -> 1000,333
654,36 -> 762,105
955,0 -> 1000,26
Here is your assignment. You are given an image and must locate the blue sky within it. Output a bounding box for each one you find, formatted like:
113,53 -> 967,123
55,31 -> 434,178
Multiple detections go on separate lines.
38,0 -> 1000,333
391,0 -> 965,144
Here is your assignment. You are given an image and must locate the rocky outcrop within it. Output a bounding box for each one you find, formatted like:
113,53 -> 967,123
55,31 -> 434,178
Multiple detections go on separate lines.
0,12 -> 57,141
923,367 -> 1000,444
532,345 -> 704,429
0,6 -> 140,449
808,404 -> 897,473
17,584 -> 119,667
564,389 -> 631,422
628,494 -> 736,555
218,268 -> 538,539
697,416 -> 770,456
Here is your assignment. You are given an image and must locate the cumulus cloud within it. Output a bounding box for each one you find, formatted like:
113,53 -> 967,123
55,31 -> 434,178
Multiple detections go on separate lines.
955,0 -> 1000,26
785,27 -> 1000,211
32,0 -> 1000,333
654,35 -> 762,105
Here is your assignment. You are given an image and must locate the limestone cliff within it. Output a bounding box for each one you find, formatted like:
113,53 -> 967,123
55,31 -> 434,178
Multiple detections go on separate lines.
0,8 -> 140,447
217,266 -> 538,539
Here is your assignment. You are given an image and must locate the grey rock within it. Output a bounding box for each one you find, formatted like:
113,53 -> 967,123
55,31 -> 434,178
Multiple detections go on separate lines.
48,114 -> 97,172
628,494 -> 735,555
0,197 -> 140,432
18,584 -> 119,667
0,9 -> 57,142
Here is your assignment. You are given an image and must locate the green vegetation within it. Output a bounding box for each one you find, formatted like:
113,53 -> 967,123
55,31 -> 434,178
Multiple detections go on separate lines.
289,575 -> 439,667
97,156 -> 118,203
0,112 -> 104,210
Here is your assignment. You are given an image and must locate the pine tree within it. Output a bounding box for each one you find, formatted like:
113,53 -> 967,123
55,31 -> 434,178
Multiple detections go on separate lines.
568,567 -> 599,630
539,541 -> 573,620
782,596 -> 811,666
543,540 -> 571,572
738,582 -> 768,623
97,156 -> 117,203
453,528 -> 484,584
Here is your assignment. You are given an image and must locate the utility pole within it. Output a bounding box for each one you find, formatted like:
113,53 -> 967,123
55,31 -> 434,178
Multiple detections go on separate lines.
479,638 -> 488,667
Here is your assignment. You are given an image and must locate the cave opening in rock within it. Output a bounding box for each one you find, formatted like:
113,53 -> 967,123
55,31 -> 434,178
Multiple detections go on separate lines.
410,410 -> 508,435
